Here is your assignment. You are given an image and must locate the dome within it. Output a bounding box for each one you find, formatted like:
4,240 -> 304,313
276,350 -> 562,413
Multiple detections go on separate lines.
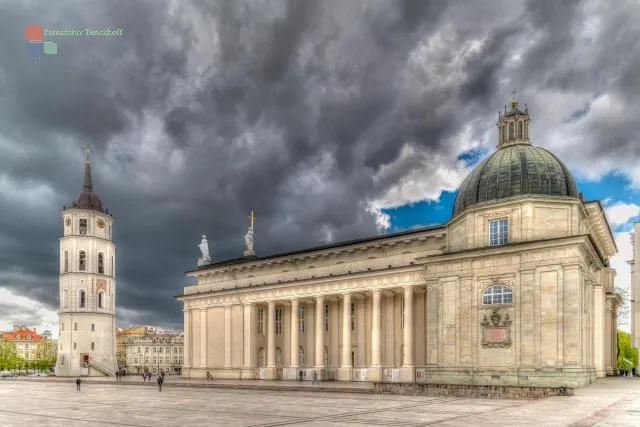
73,146 -> 105,212
76,190 -> 103,211
452,100 -> 579,217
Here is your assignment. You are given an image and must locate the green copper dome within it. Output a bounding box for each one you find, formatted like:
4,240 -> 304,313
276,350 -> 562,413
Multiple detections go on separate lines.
452,100 -> 579,217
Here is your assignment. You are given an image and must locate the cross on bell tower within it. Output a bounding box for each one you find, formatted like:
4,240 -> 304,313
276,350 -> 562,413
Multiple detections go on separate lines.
497,90 -> 531,148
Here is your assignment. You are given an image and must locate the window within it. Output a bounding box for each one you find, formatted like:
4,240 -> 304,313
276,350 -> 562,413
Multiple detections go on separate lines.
489,218 -> 508,246
482,285 -> 513,305
275,308 -> 283,334
79,290 -> 86,308
257,308 -> 265,335
298,306 -> 305,333
159,347 -> 163,354
501,126 -> 506,142
351,349 -> 355,367
401,297 -> 405,329
91,342 -> 95,350
64,251 -> 69,272
61,323 -> 64,331
98,292 -> 103,309
111,256 -> 114,275
518,121 -> 523,138
134,358 -> 138,364
63,289 -> 68,308
74,322 -> 78,331
137,347 -> 140,353
79,218 -> 87,235
91,323 -> 95,331
351,302 -> 356,331
153,347 -> 156,353
73,342 -> 76,350
323,345 -> 329,366
508,122 -> 514,140
98,253 -> 104,274
79,251 -> 86,271
323,304 -> 329,332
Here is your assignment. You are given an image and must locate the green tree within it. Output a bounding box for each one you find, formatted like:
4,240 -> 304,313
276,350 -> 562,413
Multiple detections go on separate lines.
0,340 -> 20,371
617,330 -> 638,371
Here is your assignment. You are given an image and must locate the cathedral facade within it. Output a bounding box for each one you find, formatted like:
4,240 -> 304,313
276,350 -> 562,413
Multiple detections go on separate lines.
177,99 -> 621,388
55,148 -> 118,377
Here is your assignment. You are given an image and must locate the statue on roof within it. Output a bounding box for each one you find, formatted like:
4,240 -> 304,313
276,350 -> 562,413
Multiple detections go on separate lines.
244,210 -> 255,257
197,235 -> 211,267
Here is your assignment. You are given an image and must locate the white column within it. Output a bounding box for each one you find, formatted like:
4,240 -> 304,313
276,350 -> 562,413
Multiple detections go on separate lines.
342,293 -> 352,367
267,301 -> 276,368
183,309 -> 191,369
371,290 -> 381,367
200,308 -> 207,367
224,306 -> 231,368
243,303 -> 254,369
315,295 -> 325,367
593,285 -> 605,377
403,286 -> 414,367
290,299 -> 299,368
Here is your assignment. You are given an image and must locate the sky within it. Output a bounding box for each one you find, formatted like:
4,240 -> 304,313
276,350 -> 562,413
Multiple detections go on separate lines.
1,0 -> 639,338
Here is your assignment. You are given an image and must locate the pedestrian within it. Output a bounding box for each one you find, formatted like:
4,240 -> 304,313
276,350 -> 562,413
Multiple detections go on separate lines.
115,371 -> 119,381
76,377 -> 81,392
312,371 -> 318,385
143,372 -> 146,382
157,373 -> 164,392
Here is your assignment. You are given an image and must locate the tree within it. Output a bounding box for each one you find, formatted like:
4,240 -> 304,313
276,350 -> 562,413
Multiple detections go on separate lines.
0,340 -> 20,371
33,341 -> 57,372
617,330 -> 638,371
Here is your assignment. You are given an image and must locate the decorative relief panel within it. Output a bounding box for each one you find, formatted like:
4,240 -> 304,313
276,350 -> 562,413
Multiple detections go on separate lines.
480,308 -> 512,349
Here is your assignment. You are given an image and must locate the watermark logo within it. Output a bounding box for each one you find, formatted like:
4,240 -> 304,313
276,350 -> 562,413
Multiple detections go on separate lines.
25,25 -> 57,58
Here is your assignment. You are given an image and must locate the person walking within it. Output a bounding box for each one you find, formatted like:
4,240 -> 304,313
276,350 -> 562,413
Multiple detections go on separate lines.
76,378 -> 81,392
157,373 -> 164,392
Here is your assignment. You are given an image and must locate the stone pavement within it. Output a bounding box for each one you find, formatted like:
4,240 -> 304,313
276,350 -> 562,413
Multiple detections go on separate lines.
0,376 -> 639,426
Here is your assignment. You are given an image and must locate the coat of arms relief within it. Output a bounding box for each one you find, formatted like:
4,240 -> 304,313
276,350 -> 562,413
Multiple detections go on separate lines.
481,308 -> 512,349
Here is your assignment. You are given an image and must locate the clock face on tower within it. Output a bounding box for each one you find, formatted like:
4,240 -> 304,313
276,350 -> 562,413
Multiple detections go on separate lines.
65,217 -> 71,227
97,219 -> 105,229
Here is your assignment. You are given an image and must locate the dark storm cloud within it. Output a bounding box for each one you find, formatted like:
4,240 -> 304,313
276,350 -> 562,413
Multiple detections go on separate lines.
0,0 -> 637,331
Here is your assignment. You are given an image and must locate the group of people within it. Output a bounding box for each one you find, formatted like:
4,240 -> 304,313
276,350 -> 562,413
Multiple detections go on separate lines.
143,370 -> 165,391
620,368 -> 637,377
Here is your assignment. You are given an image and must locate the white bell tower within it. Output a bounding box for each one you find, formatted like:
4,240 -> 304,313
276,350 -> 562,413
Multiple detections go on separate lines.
55,146 -> 117,377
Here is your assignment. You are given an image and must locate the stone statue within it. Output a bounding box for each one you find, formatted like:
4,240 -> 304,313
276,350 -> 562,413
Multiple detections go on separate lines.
244,227 -> 254,256
197,235 -> 211,266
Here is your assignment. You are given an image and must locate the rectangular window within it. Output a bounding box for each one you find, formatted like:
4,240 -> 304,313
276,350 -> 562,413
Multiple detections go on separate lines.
401,297 -> 405,329
74,322 -> 77,331
257,308 -> 265,335
79,251 -> 86,271
98,253 -> 104,274
298,306 -> 305,333
350,302 -> 356,331
63,290 -> 68,308
79,219 -> 87,235
489,218 -> 509,247
275,308 -> 283,334
324,304 -> 329,333
64,251 -> 69,273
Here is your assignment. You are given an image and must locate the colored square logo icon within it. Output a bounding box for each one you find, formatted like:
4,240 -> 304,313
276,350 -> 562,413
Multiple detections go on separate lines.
43,42 -> 57,55
25,24 -> 42,41
25,42 -> 43,59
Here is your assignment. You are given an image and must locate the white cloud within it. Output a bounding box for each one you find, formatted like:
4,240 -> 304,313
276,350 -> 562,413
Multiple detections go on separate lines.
604,202 -> 640,229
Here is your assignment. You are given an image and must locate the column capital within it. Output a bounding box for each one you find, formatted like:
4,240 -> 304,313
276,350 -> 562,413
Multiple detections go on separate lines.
267,300 -> 276,308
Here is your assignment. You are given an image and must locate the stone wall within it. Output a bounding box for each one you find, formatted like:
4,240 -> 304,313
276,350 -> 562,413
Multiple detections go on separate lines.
374,382 -> 574,400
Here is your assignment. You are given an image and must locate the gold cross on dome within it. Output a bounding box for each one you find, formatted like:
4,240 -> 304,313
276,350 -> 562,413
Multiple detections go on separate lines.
249,209 -> 256,231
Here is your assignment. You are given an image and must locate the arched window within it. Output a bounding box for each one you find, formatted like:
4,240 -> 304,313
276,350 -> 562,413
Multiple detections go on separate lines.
508,122 -> 514,140
482,284 -> 513,305
98,253 -> 104,274
79,290 -> 86,308
78,251 -> 86,271
64,251 -> 68,272
98,292 -> 104,309
501,126 -> 506,143
518,121 -> 523,138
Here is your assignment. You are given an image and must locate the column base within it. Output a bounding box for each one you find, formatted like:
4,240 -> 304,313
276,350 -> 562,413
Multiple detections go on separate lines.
605,366 -> 618,376
241,368 -> 255,379
595,369 -> 606,378
367,366 -> 382,382
263,367 -> 277,380
338,367 -> 353,381
399,366 -> 415,382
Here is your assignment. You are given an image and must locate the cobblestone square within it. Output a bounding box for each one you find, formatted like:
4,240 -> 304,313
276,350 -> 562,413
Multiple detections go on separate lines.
1,377 -> 640,426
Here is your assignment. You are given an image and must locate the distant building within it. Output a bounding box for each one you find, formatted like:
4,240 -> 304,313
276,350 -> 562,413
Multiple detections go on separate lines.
118,328 -> 183,375
1,325 -> 48,360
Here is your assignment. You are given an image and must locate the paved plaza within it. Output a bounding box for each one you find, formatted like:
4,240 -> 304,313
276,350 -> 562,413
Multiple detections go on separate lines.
1,377 -> 640,426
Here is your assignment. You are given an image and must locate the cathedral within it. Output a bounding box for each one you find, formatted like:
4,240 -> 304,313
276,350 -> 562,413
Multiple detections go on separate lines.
55,147 -> 118,377
177,98 -> 621,388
